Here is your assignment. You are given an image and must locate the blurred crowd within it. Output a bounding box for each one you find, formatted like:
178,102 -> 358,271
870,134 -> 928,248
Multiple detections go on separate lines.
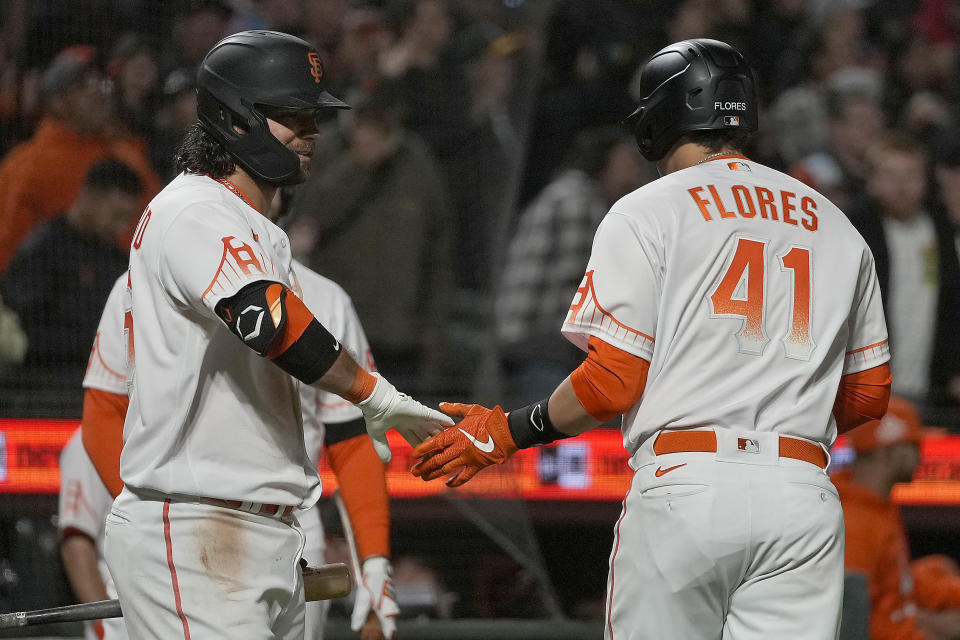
0,0 -> 958,421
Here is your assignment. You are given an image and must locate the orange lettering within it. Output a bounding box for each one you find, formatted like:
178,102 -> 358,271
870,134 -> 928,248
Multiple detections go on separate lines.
731,185 -> 756,218
755,187 -> 778,221
124,309 -> 135,367
688,187 -> 713,221
781,247 -> 814,359
801,196 -> 819,231
708,185 -> 736,219
132,210 -> 151,250
711,238 -> 766,354
222,236 -> 263,275
781,191 -> 798,226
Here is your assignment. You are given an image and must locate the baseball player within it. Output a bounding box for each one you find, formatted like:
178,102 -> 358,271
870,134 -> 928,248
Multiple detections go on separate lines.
413,39 -> 892,639
58,427 -> 128,640
82,266 -> 398,639
101,31 -> 449,639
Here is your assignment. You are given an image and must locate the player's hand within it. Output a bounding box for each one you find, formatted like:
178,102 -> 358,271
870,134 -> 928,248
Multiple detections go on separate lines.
351,556 -> 398,639
357,373 -> 454,462
411,403 -> 519,487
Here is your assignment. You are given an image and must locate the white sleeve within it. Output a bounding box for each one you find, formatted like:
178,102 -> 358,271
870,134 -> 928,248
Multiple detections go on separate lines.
58,432 -> 113,540
293,266 -> 371,426
158,206 -> 283,319
842,248 -> 890,374
82,275 -> 128,394
561,212 -> 660,360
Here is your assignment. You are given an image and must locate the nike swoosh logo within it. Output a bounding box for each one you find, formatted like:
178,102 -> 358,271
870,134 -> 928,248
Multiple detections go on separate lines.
459,428 -> 495,453
530,404 -> 544,432
333,338 -> 340,351
654,463 -> 686,477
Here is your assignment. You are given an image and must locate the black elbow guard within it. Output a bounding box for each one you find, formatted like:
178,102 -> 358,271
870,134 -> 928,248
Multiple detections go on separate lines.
215,280 -> 342,384
215,281 -> 288,356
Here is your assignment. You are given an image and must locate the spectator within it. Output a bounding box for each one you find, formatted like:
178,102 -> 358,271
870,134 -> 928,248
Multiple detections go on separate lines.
789,69 -> 885,212
800,6 -> 874,85
1,159 -> 144,390
149,68 -> 197,181
329,7 -> 392,97
0,294 -> 27,367
931,137 -> 960,405
494,128 -> 643,403
0,1 -> 29,155
0,46 -> 159,272
935,137 -> 960,261
160,0 -> 231,74
837,397 -> 960,640
848,133 -> 960,406
107,34 -> 160,140
523,0 -> 652,207
766,86 -> 829,168
381,0 -> 488,288
226,0 -> 303,34
454,21 -> 527,289
290,90 -> 452,390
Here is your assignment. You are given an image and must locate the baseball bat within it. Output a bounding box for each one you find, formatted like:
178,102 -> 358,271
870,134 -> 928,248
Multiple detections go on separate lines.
333,490 -> 363,583
0,563 -> 351,629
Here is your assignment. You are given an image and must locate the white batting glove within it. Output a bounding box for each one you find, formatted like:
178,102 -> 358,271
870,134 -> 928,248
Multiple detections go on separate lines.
357,373 -> 453,462
351,556 -> 399,638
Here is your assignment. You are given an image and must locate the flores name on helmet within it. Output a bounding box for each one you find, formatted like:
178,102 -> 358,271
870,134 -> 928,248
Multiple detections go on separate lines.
625,39 -> 757,162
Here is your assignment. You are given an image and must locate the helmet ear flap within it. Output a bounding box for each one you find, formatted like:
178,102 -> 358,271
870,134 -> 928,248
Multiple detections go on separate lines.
196,30 -> 348,185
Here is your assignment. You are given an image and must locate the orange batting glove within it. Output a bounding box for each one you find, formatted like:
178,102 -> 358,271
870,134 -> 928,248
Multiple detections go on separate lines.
411,402 -> 519,487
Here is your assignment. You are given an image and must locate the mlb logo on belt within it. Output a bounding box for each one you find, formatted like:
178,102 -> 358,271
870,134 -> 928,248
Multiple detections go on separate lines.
737,437 -> 760,454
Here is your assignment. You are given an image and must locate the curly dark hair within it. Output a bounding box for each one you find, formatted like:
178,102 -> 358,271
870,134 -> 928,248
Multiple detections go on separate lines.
174,122 -> 236,179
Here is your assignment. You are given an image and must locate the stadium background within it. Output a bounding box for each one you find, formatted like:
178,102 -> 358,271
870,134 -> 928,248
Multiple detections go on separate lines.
0,0 -> 959,638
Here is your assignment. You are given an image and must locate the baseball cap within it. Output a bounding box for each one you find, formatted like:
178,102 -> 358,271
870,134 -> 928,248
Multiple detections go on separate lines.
847,397 -> 925,453
41,45 -> 98,98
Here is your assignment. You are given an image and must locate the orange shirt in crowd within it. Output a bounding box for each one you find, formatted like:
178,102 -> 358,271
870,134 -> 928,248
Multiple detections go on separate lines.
836,472 -> 960,639
0,117 -> 160,271
835,471 -> 927,639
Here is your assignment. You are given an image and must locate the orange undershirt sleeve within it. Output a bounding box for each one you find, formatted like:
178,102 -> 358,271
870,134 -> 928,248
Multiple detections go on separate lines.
80,388 -> 128,498
325,434 -> 390,560
265,288 -> 314,359
570,336 -> 650,423
833,363 -> 892,434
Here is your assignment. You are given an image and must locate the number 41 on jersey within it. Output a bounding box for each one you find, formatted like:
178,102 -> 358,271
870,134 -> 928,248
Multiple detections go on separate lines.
710,237 -> 814,360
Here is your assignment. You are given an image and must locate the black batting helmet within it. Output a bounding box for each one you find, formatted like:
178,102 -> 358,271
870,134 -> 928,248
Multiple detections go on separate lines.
197,30 -> 349,185
624,39 -> 757,162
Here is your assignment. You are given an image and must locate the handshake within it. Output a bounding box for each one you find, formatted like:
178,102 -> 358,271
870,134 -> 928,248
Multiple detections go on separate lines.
356,373 -> 518,487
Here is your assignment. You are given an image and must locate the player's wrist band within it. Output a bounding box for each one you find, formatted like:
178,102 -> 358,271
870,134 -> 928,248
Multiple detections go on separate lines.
507,398 -> 572,449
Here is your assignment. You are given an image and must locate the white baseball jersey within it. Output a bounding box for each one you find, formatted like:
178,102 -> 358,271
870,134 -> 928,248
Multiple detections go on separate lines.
293,260 -> 374,465
58,429 -> 127,640
84,274 -> 128,395
90,260 -> 373,640
122,173 -> 320,507
562,155 -> 889,454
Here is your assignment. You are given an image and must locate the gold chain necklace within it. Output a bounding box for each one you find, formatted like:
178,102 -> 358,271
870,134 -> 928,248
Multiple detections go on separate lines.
696,152 -> 727,165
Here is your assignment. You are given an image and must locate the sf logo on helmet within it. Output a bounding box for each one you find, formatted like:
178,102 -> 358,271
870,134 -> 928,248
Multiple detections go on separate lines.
307,52 -> 323,83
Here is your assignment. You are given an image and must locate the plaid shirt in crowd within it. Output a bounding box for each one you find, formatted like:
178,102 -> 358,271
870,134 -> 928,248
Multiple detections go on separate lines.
495,169 -> 609,355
